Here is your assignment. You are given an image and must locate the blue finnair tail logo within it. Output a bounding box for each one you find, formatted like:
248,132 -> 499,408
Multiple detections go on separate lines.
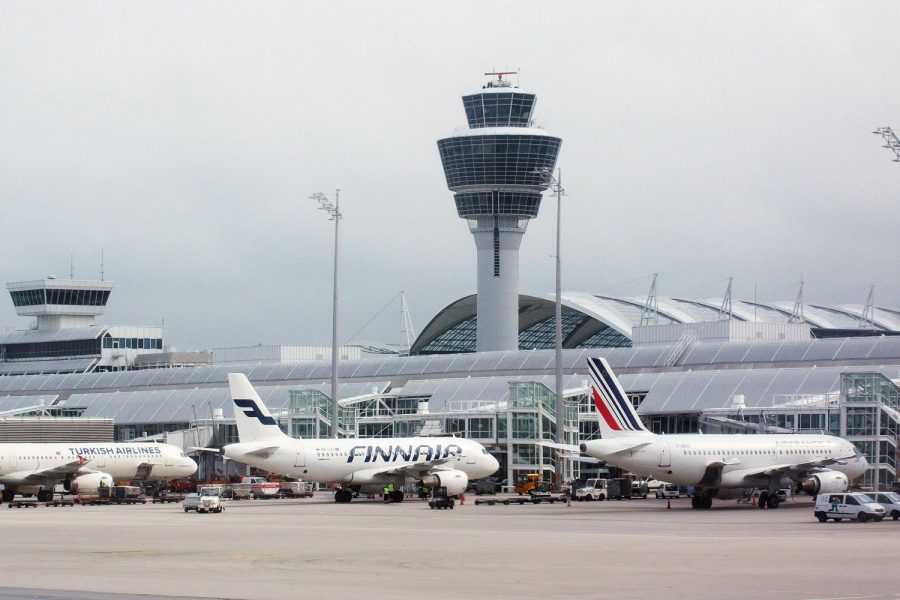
234,399 -> 277,426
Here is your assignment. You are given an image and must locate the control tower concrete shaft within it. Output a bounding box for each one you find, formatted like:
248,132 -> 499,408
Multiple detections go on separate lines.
437,73 -> 561,351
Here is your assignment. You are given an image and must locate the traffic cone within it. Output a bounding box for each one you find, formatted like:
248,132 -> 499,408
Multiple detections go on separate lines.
666,499 -> 671,510
460,494 -> 465,505
751,495 -> 756,507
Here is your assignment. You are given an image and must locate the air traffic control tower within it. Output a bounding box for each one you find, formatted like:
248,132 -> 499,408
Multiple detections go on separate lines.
437,72 -> 561,351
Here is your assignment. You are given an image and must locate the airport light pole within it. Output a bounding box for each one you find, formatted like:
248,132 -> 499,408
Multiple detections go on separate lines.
537,167 -> 566,488
311,190 -> 342,438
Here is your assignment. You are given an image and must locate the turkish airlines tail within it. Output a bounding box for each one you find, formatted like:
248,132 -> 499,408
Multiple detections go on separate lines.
587,357 -> 653,439
227,373 -> 289,442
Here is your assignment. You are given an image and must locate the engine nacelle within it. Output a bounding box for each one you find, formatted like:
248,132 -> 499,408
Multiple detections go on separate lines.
422,470 -> 468,496
801,471 -> 848,496
66,473 -> 114,494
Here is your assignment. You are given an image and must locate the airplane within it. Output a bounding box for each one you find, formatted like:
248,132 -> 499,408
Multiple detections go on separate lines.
578,357 -> 868,509
0,442 -> 197,502
220,373 -> 500,502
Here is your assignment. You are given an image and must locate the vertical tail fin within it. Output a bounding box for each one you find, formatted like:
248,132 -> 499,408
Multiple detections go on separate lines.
587,357 -> 653,438
227,373 -> 288,442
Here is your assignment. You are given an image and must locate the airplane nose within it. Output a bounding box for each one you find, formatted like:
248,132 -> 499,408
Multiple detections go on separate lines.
185,459 -> 198,475
489,454 -> 500,474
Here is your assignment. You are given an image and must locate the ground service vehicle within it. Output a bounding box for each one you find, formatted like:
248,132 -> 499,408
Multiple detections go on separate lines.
814,492 -> 884,522
514,473 -> 542,495
279,481 -> 314,498
655,483 -> 680,499
631,479 -> 649,499
575,478 -> 608,501
428,486 -> 455,510
184,487 -> 225,513
242,476 -> 280,498
869,492 -> 900,520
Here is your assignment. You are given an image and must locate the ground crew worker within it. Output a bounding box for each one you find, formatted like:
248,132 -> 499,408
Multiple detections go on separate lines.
383,483 -> 391,503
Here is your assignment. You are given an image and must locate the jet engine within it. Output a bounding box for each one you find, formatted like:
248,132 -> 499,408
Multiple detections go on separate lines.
801,471 -> 848,496
66,473 -> 114,494
422,470 -> 468,496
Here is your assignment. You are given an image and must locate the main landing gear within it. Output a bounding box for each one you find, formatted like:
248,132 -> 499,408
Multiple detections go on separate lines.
334,489 -> 354,503
1,489 -> 14,503
691,494 -> 713,509
757,491 -> 780,509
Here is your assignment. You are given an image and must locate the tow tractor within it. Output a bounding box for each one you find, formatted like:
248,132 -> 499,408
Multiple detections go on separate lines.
428,486 -> 455,510
476,481 -> 564,505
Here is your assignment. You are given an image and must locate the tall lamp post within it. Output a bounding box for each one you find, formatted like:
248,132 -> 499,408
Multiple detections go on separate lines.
310,189 -> 342,438
537,167 -> 566,488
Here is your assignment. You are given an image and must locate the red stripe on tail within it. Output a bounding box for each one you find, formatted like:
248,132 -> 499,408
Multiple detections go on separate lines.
593,387 -> 621,431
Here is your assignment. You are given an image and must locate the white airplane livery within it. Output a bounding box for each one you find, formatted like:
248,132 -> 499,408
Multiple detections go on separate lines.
580,357 -> 868,509
0,442 -> 197,502
222,373 -> 500,502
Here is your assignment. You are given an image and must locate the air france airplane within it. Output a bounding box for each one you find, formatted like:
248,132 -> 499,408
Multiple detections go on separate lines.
579,358 -> 867,509
221,373 -> 500,502
0,442 -> 197,502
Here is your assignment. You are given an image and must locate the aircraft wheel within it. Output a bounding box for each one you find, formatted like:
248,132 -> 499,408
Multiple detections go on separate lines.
704,496 -> 713,509
691,496 -> 700,509
767,495 -> 780,509
390,490 -> 404,503
37,490 -> 53,503
1,490 -> 15,503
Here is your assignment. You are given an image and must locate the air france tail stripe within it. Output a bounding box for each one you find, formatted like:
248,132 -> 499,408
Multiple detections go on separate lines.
592,358 -> 643,431
589,358 -> 647,432
589,361 -> 634,431
592,387 -> 621,430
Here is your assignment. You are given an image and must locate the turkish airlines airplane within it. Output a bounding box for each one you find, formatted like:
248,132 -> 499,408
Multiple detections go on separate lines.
0,442 -> 197,502
579,357 -> 868,509
222,373 -> 500,502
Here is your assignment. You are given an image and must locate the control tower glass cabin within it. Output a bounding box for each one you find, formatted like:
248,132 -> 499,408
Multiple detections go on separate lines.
437,73 -> 561,351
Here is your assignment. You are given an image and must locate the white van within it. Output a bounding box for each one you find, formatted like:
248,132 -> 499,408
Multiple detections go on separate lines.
814,492 -> 884,522
575,478 -> 608,501
655,483 -> 680,499
869,492 -> 900,521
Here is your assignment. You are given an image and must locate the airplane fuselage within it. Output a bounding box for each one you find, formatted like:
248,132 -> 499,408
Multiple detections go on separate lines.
224,436 -> 498,485
583,433 -> 867,491
0,442 -> 197,486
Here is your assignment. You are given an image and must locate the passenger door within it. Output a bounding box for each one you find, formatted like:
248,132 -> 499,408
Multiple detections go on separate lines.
293,447 -> 305,468
658,444 -> 671,467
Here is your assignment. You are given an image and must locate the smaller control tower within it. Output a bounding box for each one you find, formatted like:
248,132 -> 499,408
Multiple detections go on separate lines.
437,72 -> 562,351
8,277 -> 114,330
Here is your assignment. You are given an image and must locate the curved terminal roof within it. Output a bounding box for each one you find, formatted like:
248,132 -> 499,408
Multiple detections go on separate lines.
410,293 -> 900,354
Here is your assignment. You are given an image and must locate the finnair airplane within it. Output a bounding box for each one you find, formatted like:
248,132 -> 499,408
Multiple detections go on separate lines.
579,357 -> 867,509
0,442 -> 197,502
221,373 -> 500,502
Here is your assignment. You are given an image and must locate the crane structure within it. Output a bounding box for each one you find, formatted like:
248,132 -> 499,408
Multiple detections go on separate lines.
872,127 -> 900,162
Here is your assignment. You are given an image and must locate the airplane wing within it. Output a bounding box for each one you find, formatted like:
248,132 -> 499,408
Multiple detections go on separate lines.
2,458 -> 96,485
344,456 -> 457,483
243,446 -> 280,459
726,453 -> 857,482
536,441 -> 581,453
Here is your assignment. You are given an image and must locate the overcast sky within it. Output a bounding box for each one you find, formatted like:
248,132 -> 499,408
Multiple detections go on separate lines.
1,1 -> 898,350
